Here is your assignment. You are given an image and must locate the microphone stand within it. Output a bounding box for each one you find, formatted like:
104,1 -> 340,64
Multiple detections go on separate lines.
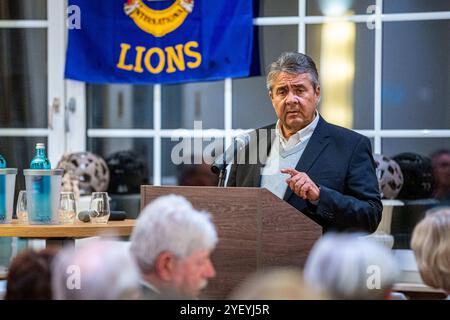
213,138 -> 242,187
217,168 -> 227,187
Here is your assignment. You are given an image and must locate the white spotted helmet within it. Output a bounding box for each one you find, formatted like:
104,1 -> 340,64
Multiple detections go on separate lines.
57,152 -> 110,195
373,154 -> 404,199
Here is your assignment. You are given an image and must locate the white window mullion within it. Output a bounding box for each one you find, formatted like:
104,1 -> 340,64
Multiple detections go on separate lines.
0,129 -> 50,136
379,130 -> 450,138
153,84 -> 162,186
381,11 -> 450,22
65,80 -> 87,153
298,0 -> 306,53
0,20 -> 48,28
224,78 -> 233,148
47,0 -> 66,166
374,0 -> 383,154
253,17 -> 300,26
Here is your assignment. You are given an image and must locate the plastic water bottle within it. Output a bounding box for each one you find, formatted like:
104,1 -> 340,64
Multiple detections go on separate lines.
30,143 -> 51,223
0,154 -> 6,221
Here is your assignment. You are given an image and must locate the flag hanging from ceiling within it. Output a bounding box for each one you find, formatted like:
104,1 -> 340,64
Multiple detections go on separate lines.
65,0 -> 253,84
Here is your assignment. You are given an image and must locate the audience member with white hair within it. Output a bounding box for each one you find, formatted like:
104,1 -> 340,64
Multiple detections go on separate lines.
130,194 -> 218,299
228,267 -> 325,300
52,241 -> 141,300
411,207 -> 450,299
304,233 -> 400,300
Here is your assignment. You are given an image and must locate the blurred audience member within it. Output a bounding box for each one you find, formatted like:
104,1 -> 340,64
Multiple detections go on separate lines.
431,149 -> 450,203
411,207 -> 450,298
177,163 -> 219,186
5,248 -> 58,300
304,233 -> 399,300
130,194 -> 218,299
52,241 -> 141,300
229,267 -> 325,300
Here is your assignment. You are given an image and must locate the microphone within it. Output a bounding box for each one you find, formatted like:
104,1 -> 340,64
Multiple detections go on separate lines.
211,134 -> 250,175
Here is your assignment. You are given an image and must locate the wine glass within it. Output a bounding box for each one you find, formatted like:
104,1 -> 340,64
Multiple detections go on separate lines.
89,192 -> 110,224
59,192 -> 77,224
16,190 -> 28,224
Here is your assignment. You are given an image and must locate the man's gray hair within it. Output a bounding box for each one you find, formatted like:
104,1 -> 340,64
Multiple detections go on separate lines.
266,52 -> 320,91
130,194 -> 218,272
52,241 -> 141,300
304,233 -> 399,300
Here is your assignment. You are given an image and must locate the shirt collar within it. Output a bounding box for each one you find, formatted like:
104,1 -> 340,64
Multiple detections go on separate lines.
276,111 -> 320,149
139,278 -> 160,294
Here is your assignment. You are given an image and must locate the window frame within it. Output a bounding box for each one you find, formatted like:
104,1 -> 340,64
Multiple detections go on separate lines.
0,0 -> 66,166
65,0 -> 450,185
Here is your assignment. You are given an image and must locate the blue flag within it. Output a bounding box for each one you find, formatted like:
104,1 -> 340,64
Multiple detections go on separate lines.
65,0 -> 253,84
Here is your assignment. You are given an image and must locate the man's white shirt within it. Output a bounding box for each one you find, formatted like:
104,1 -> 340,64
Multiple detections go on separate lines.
261,112 -> 320,199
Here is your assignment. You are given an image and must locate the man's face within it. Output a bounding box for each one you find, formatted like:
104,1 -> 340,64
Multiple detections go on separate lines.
269,72 -> 320,136
433,153 -> 450,187
172,249 -> 216,298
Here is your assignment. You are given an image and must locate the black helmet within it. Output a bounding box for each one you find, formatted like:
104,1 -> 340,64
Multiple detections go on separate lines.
392,152 -> 434,200
106,151 -> 148,194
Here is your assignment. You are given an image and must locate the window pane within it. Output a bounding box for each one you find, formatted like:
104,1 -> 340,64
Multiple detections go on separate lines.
87,84 -> 154,129
0,29 -> 47,128
161,82 -> 224,129
233,25 -> 297,130
161,138 -> 224,186
307,0 -> 375,16
258,25 -> 298,73
381,138 -> 449,159
382,21 -> 450,129
384,0 -> 450,13
87,138 -> 153,185
306,23 -> 375,129
232,76 -> 276,129
0,0 -> 46,19
257,0 -> 298,17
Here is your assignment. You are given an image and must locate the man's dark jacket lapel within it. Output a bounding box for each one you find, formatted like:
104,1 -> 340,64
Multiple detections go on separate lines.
283,117 -> 330,201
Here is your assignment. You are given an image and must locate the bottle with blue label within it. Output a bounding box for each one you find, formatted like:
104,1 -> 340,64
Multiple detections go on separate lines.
30,143 -> 52,223
0,154 -> 6,221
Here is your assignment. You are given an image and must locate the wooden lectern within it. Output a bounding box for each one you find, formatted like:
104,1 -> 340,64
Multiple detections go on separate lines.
141,186 -> 321,299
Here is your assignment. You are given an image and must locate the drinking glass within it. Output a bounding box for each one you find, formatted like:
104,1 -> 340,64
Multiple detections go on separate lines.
89,192 -> 110,224
16,190 -> 28,224
59,192 -> 77,224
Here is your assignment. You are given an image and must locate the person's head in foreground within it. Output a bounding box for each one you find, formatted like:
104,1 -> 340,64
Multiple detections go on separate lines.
51,240 -> 141,300
411,207 -> 450,295
5,248 -> 58,300
130,194 -> 218,299
228,267 -> 325,300
304,233 -> 399,300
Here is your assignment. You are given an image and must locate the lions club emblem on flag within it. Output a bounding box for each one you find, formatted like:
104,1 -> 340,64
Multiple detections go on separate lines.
124,0 -> 194,37
65,0 -> 253,84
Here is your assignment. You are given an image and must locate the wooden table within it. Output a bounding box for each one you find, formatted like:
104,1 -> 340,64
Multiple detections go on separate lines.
0,219 -> 136,247
393,282 -> 448,300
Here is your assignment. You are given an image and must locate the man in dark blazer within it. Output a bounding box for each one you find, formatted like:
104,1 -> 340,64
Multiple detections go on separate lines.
226,52 -> 382,233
